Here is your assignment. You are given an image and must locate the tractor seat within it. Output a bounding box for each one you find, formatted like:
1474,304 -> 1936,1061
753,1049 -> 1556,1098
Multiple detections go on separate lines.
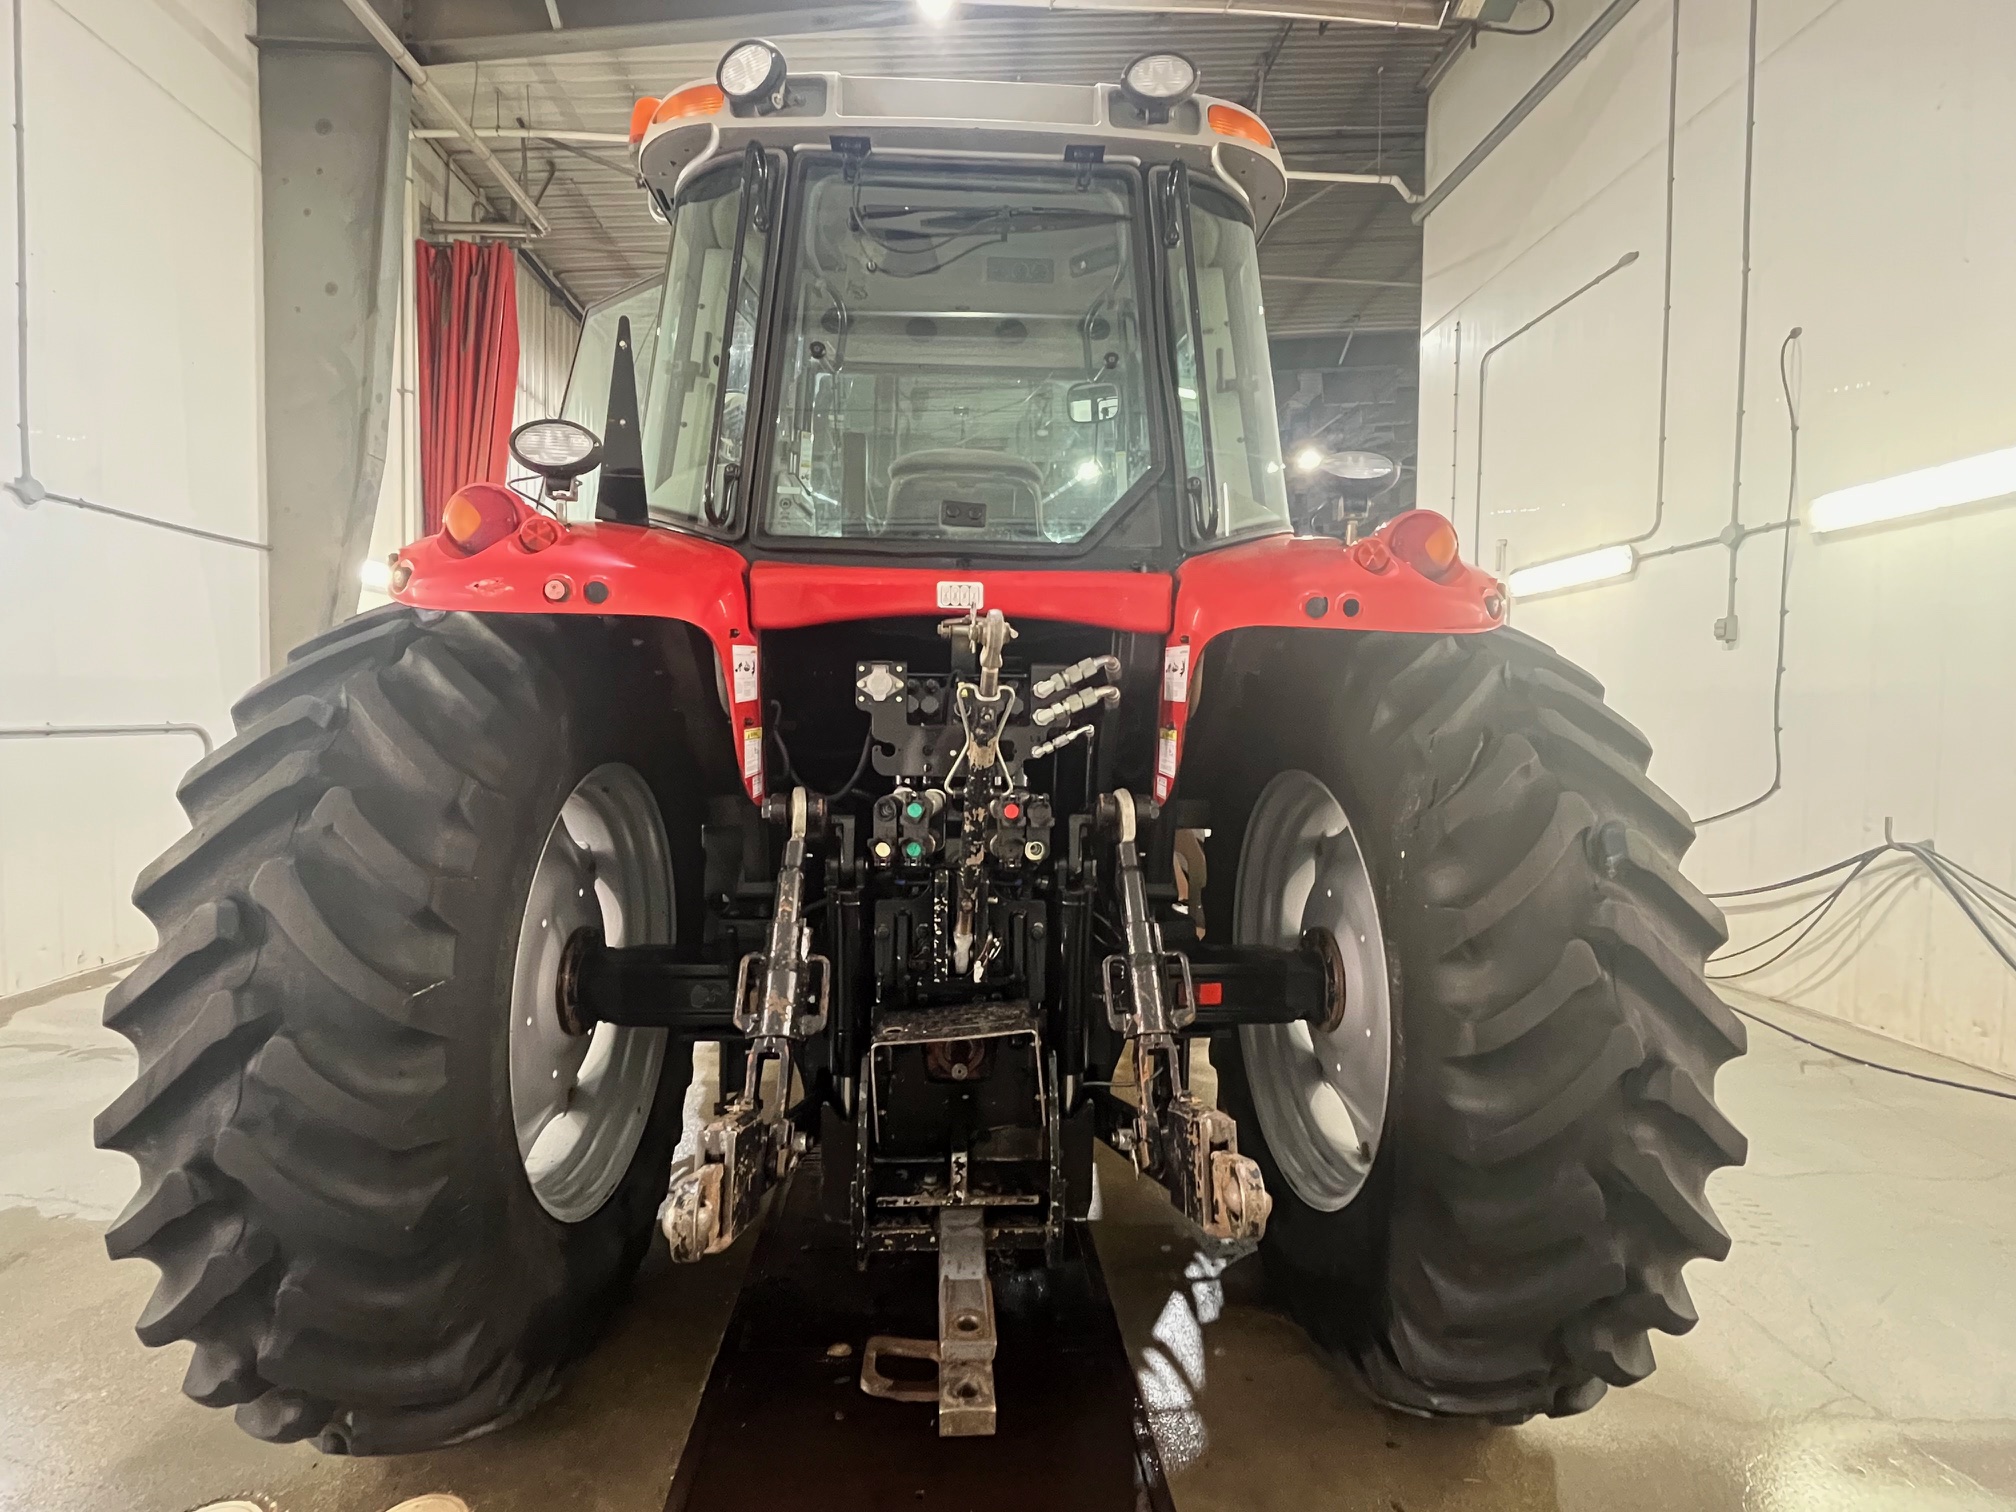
883,448 -> 1044,535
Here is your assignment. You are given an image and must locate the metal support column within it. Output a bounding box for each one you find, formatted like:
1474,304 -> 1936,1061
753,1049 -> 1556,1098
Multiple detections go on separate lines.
254,0 -> 410,664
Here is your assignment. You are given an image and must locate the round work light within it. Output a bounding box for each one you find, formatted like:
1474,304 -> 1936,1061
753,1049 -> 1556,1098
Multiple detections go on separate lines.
1122,53 -> 1199,112
717,40 -> 787,106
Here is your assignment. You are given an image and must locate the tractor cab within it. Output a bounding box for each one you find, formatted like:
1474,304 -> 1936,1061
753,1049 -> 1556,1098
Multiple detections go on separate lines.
540,44 -> 1293,569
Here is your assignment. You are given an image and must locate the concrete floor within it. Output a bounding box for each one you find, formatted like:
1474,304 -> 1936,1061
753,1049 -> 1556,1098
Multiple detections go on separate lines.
2,981 -> 2012,1512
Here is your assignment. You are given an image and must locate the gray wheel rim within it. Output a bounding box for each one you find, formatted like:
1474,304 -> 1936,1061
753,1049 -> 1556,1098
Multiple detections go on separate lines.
508,763 -> 672,1223
1233,769 -> 1393,1213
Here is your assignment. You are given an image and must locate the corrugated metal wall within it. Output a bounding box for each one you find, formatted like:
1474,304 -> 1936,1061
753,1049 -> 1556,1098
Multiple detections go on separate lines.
514,263 -> 582,435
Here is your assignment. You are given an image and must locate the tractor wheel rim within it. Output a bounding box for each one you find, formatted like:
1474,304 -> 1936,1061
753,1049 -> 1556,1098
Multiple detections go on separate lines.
508,763 -> 672,1223
1233,769 -> 1393,1213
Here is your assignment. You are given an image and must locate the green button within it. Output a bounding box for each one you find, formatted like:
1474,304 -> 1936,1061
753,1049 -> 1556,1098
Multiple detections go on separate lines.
903,839 -> 924,860
905,801 -> 926,820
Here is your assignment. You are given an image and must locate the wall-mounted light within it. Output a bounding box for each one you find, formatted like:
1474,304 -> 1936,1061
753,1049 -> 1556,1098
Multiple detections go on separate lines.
1506,544 -> 1637,599
359,559 -> 392,593
1809,444 -> 2016,534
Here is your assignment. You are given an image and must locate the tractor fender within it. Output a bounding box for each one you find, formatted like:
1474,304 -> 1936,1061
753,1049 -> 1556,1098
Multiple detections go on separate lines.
1155,530 -> 1506,801
391,520 -> 766,798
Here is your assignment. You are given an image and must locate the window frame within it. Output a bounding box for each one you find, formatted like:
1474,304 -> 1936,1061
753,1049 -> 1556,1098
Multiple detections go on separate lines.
745,149 -> 1178,563
615,146 -> 787,540
1151,163 -> 1295,556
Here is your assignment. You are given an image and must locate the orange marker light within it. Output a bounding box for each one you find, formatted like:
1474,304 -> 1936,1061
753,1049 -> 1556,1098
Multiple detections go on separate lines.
652,83 -> 726,126
1207,103 -> 1274,150
1385,510 -> 1463,582
440,483 -> 522,556
629,97 -> 661,145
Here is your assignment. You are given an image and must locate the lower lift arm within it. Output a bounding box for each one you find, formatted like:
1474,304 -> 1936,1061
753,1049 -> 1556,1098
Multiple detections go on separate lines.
1092,791 -> 1340,1244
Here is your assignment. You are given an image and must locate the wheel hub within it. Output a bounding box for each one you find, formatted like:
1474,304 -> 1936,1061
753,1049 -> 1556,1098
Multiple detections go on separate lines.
1232,769 -> 1394,1214
508,763 -> 673,1224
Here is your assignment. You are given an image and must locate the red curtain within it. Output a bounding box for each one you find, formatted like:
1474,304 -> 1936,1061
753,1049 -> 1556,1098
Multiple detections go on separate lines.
415,241 -> 521,532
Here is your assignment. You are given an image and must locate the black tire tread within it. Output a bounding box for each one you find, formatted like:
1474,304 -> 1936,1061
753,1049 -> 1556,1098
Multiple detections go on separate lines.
1208,627 -> 1745,1423
98,608 -> 680,1454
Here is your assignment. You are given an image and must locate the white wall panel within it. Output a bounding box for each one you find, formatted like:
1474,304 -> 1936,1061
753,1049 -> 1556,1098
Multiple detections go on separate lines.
1421,0 -> 2016,1072
0,0 -> 263,996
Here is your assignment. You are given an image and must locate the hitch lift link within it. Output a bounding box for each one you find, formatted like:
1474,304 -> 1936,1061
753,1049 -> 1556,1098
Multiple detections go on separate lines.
662,788 -> 830,1261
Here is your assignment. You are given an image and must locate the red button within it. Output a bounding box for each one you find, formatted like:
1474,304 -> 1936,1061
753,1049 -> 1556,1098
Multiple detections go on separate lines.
1002,802 -> 1022,821
1196,981 -> 1223,1006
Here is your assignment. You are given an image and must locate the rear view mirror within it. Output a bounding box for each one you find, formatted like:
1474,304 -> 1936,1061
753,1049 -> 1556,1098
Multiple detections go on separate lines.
1067,383 -> 1120,424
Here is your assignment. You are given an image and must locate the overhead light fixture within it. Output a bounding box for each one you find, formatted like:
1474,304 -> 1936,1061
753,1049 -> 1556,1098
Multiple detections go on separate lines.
1293,445 -> 1325,475
716,39 -> 787,108
915,0 -> 956,23
1121,53 -> 1198,120
1808,443 -> 2016,534
1506,544 -> 1637,599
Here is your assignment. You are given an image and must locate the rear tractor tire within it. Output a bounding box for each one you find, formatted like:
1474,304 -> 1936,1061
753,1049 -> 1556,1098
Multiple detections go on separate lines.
95,607 -> 703,1453
1195,627 -> 1747,1422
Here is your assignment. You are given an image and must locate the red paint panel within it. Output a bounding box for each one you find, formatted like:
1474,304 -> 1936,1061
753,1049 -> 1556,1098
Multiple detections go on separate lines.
391,521 -> 767,799
748,564 -> 1175,633
1155,530 -> 1506,800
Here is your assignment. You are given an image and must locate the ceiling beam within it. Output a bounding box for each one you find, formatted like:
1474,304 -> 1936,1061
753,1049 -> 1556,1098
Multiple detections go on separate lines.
406,0 -> 1450,65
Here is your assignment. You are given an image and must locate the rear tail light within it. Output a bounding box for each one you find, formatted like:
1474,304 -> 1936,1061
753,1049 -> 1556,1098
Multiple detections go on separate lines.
440,483 -> 523,556
652,83 -> 726,126
629,97 -> 661,145
1385,510 -> 1463,582
1208,103 -> 1274,150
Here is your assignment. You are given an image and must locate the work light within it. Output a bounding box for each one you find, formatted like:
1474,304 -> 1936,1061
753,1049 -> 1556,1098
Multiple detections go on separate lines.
1121,54 -> 1198,120
717,40 -> 787,107
510,418 -> 604,502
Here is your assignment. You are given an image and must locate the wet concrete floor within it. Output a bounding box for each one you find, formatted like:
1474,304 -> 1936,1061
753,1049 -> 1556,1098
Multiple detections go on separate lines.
1,979 -> 2011,1511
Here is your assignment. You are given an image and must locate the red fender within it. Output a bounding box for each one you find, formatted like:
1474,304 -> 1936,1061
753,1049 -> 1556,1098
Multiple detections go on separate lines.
1155,527 -> 1506,801
390,512 -> 766,799
389,491 -> 1503,805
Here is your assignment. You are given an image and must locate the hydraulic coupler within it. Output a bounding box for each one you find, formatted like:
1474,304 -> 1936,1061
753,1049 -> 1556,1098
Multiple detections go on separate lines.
1097,792 -> 1272,1243
663,788 -> 829,1260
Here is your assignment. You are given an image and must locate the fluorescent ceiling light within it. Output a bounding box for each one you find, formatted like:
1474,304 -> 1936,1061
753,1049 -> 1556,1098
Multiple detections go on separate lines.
1808,444 -> 2016,534
1506,544 -> 1636,599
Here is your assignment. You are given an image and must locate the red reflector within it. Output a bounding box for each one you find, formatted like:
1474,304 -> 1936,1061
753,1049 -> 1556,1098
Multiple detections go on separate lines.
518,513 -> 563,553
1196,981 -> 1224,1006
1385,509 -> 1463,582
1352,537 -> 1392,574
440,483 -> 522,556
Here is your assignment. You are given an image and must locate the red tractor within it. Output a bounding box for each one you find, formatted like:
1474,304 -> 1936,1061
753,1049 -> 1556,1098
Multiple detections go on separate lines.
97,46 -> 1745,1453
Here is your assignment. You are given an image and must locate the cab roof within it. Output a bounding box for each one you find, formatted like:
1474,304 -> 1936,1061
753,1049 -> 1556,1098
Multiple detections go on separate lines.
633,70 -> 1288,231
